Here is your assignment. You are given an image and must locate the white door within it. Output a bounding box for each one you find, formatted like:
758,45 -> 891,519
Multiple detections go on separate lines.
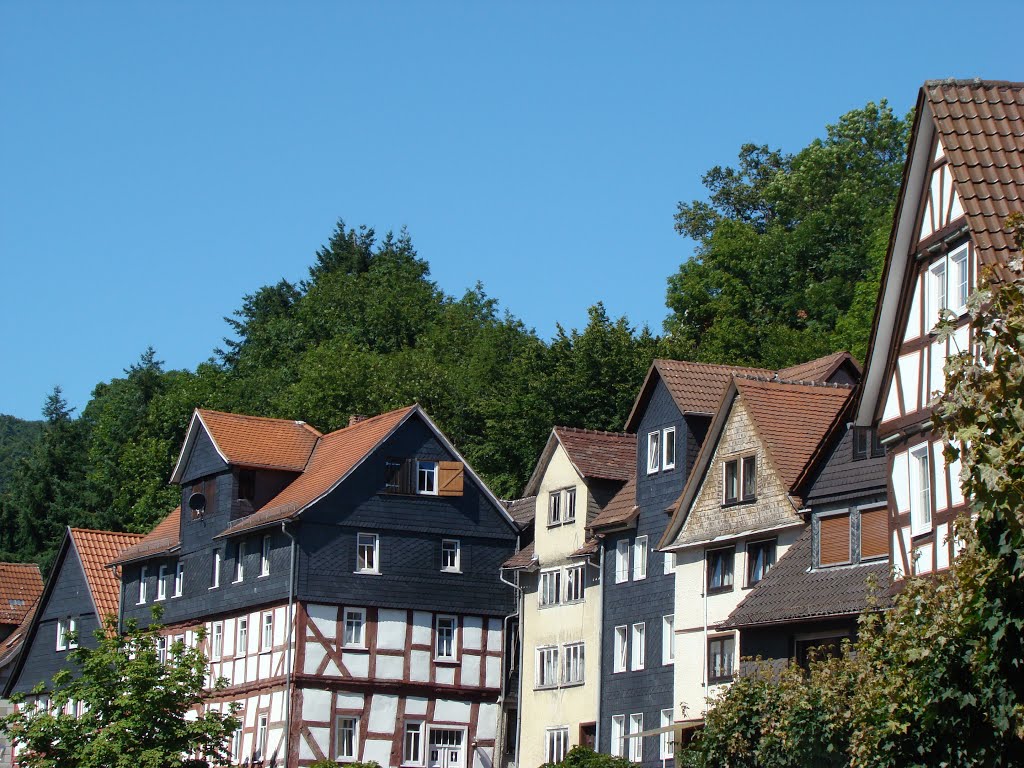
429,729 -> 464,768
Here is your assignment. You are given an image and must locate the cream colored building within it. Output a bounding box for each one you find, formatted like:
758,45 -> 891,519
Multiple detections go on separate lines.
503,427 -> 634,768
659,375 -> 854,719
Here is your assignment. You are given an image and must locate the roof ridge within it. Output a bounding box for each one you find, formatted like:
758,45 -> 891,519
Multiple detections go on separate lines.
925,78 -> 1024,89
734,374 -> 854,390
554,425 -> 633,438
655,358 -> 772,373
321,404 -> 417,440
69,527 -> 145,538
198,407 -> 323,434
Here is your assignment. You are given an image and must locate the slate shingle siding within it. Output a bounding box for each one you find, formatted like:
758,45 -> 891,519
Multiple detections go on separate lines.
804,426 -> 887,506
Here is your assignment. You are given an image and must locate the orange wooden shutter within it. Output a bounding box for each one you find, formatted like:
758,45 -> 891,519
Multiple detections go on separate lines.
437,461 -> 464,496
819,514 -> 851,566
860,507 -> 889,560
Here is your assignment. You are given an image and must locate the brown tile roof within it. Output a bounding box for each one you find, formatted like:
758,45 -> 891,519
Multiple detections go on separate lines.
505,496 -> 537,529
216,406 -> 417,538
109,508 -> 182,566
196,408 -> 322,473
70,529 -> 145,622
554,427 -> 635,482
502,541 -> 537,570
589,474 -> 639,530
720,527 -> 890,629
0,563 -> 43,626
569,538 -> 599,558
0,597 -> 38,671
777,351 -> 859,384
925,80 -> 1024,268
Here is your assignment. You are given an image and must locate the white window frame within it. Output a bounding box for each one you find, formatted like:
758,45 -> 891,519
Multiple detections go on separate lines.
356,532 -> 380,574
234,541 -> 245,583
156,564 -> 168,601
403,721 -> 425,766
548,491 -> 561,526
260,534 -> 271,577
441,539 -> 461,572
631,623 -> 645,670
138,566 -> 148,604
632,536 -> 648,580
545,727 -> 569,764
662,426 -> 676,470
344,607 -> 367,648
173,562 -> 184,597
256,714 -> 269,761
628,713 -> 644,762
535,645 -> 559,688
564,563 -> 585,603
539,569 -> 561,607
647,431 -> 660,474
261,611 -> 274,651
950,244 -> 970,314
435,615 -> 457,661
66,617 -> 78,649
156,635 -> 167,665
615,539 -> 630,583
417,460 -> 439,495
56,618 -> 68,651
237,616 -> 248,655
562,642 -> 584,685
210,549 -> 221,590
909,444 -> 932,536
660,709 -> 675,760
564,487 -> 576,523
211,621 -> 223,661
662,614 -> 675,665
664,550 -> 676,575
610,715 -> 625,758
336,715 -> 359,761
613,625 -> 627,673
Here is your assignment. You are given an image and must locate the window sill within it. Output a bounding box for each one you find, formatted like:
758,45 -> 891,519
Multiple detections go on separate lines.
209,585 -> 219,591
561,680 -> 584,688
433,657 -> 460,665
721,497 -> 756,509
354,570 -> 382,576
440,569 -> 463,575
663,464 -> 676,472
231,579 -> 244,585
342,645 -> 369,653
258,573 -> 270,579
534,684 -> 559,691
707,677 -> 733,686
706,586 -> 734,596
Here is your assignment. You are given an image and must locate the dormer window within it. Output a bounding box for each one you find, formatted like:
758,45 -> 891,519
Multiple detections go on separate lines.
548,492 -> 561,526
237,470 -> 256,503
853,427 -> 885,460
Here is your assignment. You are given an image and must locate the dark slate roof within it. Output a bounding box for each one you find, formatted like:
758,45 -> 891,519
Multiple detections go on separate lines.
554,427 -> 635,482
502,541 -> 537,570
720,527 -> 890,630
589,475 -> 638,531
804,426 -> 888,505
505,496 -> 537,530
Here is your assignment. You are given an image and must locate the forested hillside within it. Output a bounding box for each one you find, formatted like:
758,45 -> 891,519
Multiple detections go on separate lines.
0,101 -> 910,573
0,415 -> 42,492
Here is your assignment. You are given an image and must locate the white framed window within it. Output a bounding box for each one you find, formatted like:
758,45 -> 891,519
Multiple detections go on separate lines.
951,245 -> 970,312
539,569 -> 561,607
663,427 -> 676,470
548,491 -> 561,526
428,728 -> 465,768
261,612 -> 274,651
156,636 -> 167,665
417,460 -> 438,495
210,549 -> 221,589
631,623 -> 645,670
260,535 -> 271,576
610,715 -> 625,757
436,616 -> 457,660
234,541 -> 245,583
157,565 -> 168,601
613,625 -> 627,672
628,713 -> 644,762
237,616 -> 248,655
564,487 -> 576,523
633,536 -> 648,580
927,244 -> 972,328
256,714 -> 269,761
357,532 -> 379,573
545,727 -> 569,764
403,721 -> 424,765
336,716 -> 358,760
536,645 -> 559,688
138,566 -> 148,604
56,618 -> 68,651
647,431 -> 661,474
664,550 -> 676,575
66,617 -> 78,649
563,642 -> 584,684
231,719 -> 243,763
615,539 -> 629,583
564,564 -> 585,602
929,257 -> 947,330
344,608 -> 366,648
660,709 -> 676,760
211,621 -> 223,661
909,445 -> 932,536
173,562 -> 184,597
662,615 -> 675,665
441,539 -> 461,572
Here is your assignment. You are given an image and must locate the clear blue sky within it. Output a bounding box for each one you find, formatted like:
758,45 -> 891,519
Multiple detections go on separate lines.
0,2 -> 1017,420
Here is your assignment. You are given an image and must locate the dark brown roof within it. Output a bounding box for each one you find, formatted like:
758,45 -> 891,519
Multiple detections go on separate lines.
569,539 -> 599,558
195,409 -> 322,473
0,563 -> 43,625
70,529 -> 145,621
720,527 -> 890,629
777,351 -> 859,384
109,508 -> 182,566
926,80 -> 1024,268
554,427 -> 635,482
589,474 -> 638,530
502,541 -> 537,570
505,496 -> 537,529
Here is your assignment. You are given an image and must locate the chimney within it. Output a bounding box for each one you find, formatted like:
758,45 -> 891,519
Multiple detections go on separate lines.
349,414 -> 369,427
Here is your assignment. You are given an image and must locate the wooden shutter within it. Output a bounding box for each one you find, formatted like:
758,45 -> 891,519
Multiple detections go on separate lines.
860,507 -> 889,560
437,462 -> 464,497
819,514 -> 851,566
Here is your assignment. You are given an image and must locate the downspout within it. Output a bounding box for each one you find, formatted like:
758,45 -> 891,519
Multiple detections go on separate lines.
281,521 -> 297,767
593,537 -> 605,751
701,553 -> 709,714
498,564 -> 524,768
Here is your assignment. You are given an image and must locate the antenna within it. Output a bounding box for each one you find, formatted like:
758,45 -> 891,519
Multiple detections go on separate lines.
188,492 -> 207,519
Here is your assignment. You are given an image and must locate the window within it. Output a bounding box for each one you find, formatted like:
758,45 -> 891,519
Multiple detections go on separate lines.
664,550 -> 676,575
260,535 -> 271,576
234,541 -> 245,583
708,634 -> 735,684
632,536 -> 648,580
262,612 -> 273,650
615,540 -> 630,583
951,245 -> 970,312
539,569 -> 561,607
662,615 -> 675,665
237,616 -> 248,655
441,539 -> 461,572
660,709 -> 676,760
628,714 -> 643,762
742,455 -> 757,500
231,720 -> 243,762
344,608 -> 366,648
613,625 -> 627,672
661,426 -> 677,470
536,646 -> 559,688
548,491 -> 561,526
156,636 -> 167,665
860,506 -> 888,561
211,549 -> 221,589
929,258 -> 947,329
336,716 -> 358,760
403,722 -> 424,765
927,244 -> 972,328
436,616 -> 457,660
357,533 -> 379,573
429,729 -> 464,768
56,618 -> 71,651
256,714 -> 268,761
853,426 -> 884,461
563,642 -> 585,684
138,566 -> 148,604
746,539 -> 776,586
156,565 -> 168,601
564,487 -> 576,523
173,562 -> 184,597
546,727 -> 569,764
610,715 -> 625,758
723,459 -> 739,504
564,564 -> 585,602
706,547 -> 734,592
819,513 -> 851,567
647,431 -> 661,473
909,445 -> 932,536
417,460 -> 438,495
631,623 -> 645,670
237,469 -> 256,502
211,622 -> 223,660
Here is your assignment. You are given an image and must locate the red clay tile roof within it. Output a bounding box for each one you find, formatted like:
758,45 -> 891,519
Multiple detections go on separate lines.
109,508 -> 182,566
196,409 -> 322,473
505,496 -> 537,529
777,351 -> 859,384
925,80 -> 1024,269
216,406 -> 417,538
0,597 -> 38,671
70,529 -> 145,622
0,563 -> 43,626
554,427 -> 635,482
589,474 -> 639,530
502,541 -> 537,570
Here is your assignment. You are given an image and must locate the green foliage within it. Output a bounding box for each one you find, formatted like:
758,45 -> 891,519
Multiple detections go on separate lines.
1,612 -> 239,768
309,761 -> 381,768
0,414 -> 42,493
540,744 -> 635,768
